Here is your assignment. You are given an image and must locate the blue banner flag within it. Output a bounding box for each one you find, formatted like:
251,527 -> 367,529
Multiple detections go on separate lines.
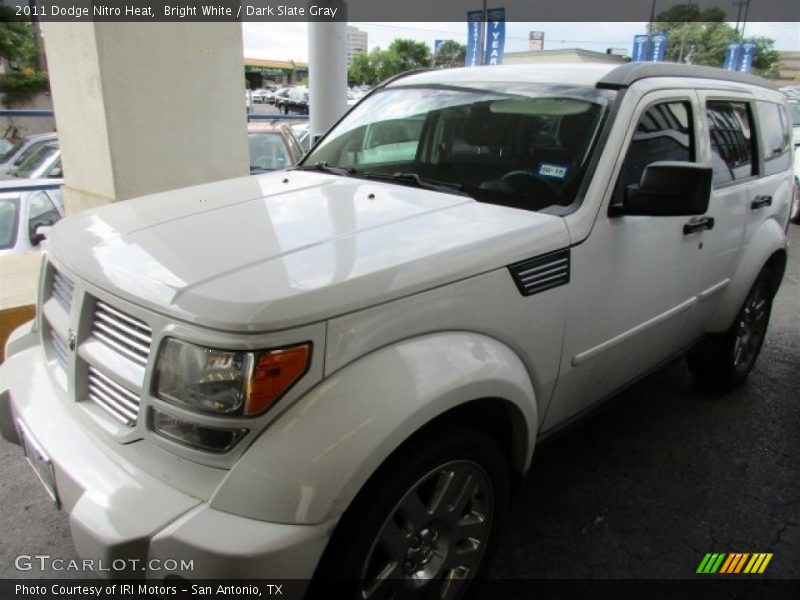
738,43 -> 757,72
465,11 -> 483,67
723,43 -> 741,70
434,40 -> 446,55
649,33 -> 667,62
483,8 -> 506,66
632,35 -> 649,62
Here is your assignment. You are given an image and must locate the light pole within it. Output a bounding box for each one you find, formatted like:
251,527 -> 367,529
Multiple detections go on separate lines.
477,0 -> 487,65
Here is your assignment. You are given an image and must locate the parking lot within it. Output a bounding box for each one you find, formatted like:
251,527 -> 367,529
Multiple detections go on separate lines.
1,225 -> 798,582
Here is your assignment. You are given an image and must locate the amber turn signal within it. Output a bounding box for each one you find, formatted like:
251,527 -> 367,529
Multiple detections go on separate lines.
245,344 -> 311,416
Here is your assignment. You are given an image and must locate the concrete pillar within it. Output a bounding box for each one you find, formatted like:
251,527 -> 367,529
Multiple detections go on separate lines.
43,23 -> 249,213
308,11 -> 348,140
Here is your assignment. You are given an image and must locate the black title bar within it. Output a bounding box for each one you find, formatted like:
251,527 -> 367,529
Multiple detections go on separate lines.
4,0 -> 799,22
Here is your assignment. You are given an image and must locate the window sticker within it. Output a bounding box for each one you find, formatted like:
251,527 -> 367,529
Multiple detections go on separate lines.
537,163 -> 569,179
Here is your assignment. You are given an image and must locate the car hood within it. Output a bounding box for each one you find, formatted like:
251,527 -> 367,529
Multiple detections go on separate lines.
49,171 -> 570,331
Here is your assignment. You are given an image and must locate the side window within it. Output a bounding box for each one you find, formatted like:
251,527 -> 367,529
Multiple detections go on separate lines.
756,101 -> 792,176
706,101 -> 756,186
616,100 -> 694,194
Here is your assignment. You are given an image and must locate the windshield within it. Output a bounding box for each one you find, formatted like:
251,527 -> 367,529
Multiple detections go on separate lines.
248,132 -> 291,173
12,141 -> 59,179
304,83 -> 613,211
0,139 -> 18,161
0,197 -> 19,249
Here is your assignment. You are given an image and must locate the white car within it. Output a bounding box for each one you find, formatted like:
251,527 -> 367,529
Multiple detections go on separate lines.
0,132 -> 58,177
787,99 -> 800,223
0,63 -> 793,596
0,184 -> 64,256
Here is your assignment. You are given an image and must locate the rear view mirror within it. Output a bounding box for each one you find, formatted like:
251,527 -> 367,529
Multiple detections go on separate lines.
30,224 -> 52,246
611,161 -> 712,217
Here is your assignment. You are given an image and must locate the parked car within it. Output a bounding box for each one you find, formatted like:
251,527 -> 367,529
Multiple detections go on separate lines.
788,100 -> 800,224
247,121 -> 305,173
0,64 -> 793,596
289,121 -> 311,152
4,138 -> 61,180
252,88 -> 273,104
0,132 -> 57,177
0,185 -> 64,256
270,86 -> 292,106
277,86 -> 309,115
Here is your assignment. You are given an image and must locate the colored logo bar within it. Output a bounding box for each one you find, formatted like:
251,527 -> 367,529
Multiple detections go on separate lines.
697,553 -> 773,574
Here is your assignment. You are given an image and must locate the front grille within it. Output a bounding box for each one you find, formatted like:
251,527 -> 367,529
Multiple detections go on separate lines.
509,249 -> 571,297
50,329 -> 68,370
87,366 -> 140,426
51,270 -> 74,312
92,301 -> 152,368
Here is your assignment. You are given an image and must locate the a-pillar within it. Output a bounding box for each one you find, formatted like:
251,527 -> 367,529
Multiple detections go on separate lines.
43,23 -> 250,213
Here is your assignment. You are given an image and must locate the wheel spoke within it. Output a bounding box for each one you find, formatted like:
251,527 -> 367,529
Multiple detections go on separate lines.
401,489 -> 432,529
427,469 -> 458,517
378,518 -> 410,557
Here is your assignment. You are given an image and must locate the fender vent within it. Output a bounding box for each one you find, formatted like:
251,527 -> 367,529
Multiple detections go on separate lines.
508,249 -> 570,297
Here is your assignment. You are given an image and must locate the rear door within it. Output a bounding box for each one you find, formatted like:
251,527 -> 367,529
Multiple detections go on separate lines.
691,93 -> 754,323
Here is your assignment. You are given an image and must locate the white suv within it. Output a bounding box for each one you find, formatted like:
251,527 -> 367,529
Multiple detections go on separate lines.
0,63 -> 793,597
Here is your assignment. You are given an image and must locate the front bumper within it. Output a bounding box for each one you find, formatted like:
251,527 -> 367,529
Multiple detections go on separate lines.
0,328 -> 332,581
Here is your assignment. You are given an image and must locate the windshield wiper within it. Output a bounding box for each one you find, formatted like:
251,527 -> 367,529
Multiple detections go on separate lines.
295,161 -> 355,177
360,172 -> 470,197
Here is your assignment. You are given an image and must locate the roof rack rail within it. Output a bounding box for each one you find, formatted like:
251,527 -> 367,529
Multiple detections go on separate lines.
598,63 -> 774,90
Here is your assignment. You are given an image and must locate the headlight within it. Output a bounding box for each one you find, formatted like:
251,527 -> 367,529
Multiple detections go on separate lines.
150,409 -> 247,453
154,338 -> 311,417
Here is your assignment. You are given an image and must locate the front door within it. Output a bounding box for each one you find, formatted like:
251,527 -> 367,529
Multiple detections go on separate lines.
543,91 -> 707,430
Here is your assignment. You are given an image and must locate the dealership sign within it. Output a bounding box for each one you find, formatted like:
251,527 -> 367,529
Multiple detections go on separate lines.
465,8 -> 506,67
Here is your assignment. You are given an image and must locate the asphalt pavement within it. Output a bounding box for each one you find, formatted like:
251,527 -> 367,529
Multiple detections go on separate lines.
1,225 -> 798,583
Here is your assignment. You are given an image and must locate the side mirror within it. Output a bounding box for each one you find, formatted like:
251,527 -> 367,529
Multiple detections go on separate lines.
30,224 -> 52,246
611,161 -> 713,217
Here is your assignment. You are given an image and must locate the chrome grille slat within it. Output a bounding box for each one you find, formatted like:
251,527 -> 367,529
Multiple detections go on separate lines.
88,370 -> 140,412
96,301 -> 152,335
93,321 -> 151,355
93,311 -> 152,344
87,367 -> 140,425
51,270 -> 75,312
91,301 -> 151,368
85,299 -> 151,426
50,329 -> 68,370
93,331 -> 149,367
88,388 -> 137,425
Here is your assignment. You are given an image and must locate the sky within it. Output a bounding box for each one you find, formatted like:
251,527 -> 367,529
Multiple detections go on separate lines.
242,21 -> 800,63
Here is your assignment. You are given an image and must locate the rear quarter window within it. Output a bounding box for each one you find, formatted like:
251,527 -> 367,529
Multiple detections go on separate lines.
756,101 -> 792,176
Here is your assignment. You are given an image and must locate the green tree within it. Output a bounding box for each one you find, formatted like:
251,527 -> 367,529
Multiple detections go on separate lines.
651,3 -> 780,77
433,41 -> 467,68
385,39 -> 431,74
348,38 -> 432,85
0,7 -> 36,65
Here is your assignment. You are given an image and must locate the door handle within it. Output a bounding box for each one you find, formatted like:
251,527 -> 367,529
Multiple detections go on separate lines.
683,216 -> 715,235
751,195 -> 772,209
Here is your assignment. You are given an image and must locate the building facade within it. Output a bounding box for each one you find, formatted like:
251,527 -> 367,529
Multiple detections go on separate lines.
347,26 -> 368,66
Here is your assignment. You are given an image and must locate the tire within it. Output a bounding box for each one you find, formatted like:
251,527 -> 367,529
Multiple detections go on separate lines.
284,103 -> 290,115
688,271 -> 773,390
309,427 -> 510,600
791,178 -> 800,225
